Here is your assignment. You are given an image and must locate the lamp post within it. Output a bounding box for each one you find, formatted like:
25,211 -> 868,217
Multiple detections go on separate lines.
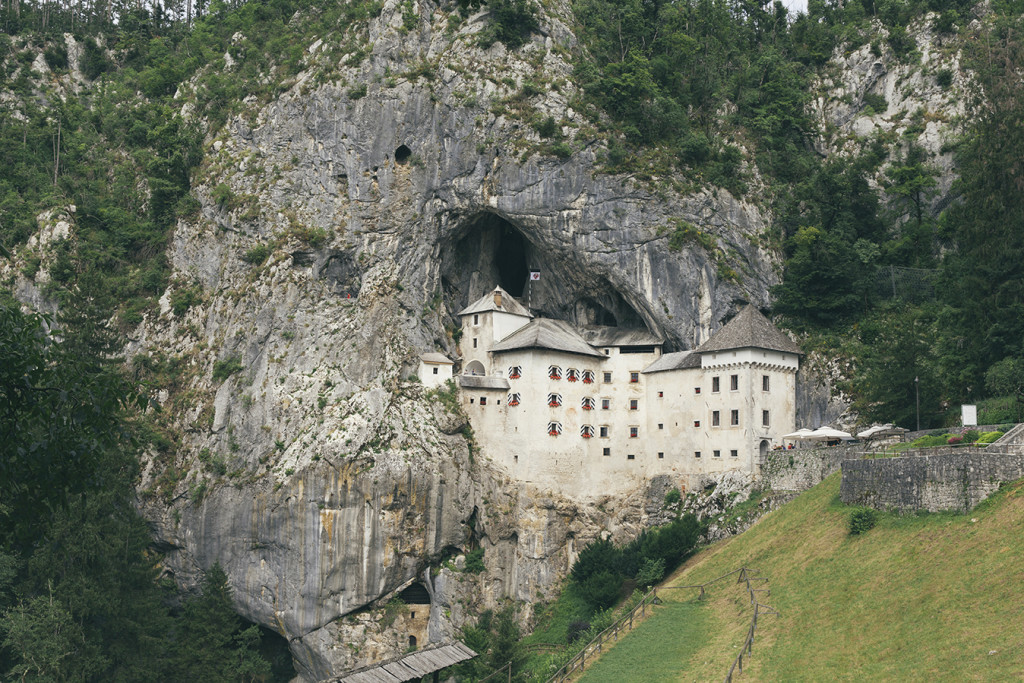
915,376 -> 920,432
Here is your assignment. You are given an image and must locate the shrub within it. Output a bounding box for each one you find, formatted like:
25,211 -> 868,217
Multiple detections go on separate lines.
44,44 -> 68,71
978,431 -> 1004,444
663,488 -> 681,506
849,507 -> 877,535
580,570 -> 622,610
170,284 -> 202,316
212,356 -> 243,381
935,68 -> 953,88
570,538 -> 620,584
464,548 -> 485,573
550,142 -> 573,158
242,244 -> 270,265
534,115 -> 558,139
911,434 -> 949,448
477,0 -> 539,49
635,557 -> 665,589
947,435 -> 963,444
863,93 -> 888,114
962,429 -> 980,444
81,38 -> 110,80
348,83 -> 367,99
566,620 -> 590,643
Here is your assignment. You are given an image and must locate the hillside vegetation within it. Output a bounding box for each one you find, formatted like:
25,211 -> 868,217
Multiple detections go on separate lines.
584,473 -> 1024,681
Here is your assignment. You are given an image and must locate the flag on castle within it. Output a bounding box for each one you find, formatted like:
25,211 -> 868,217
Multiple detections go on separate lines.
529,270 -> 541,281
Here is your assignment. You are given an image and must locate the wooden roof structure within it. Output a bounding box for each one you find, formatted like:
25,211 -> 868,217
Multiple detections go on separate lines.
328,641 -> 477,683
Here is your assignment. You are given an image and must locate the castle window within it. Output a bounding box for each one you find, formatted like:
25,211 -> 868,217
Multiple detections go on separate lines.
601,398 -> 611,410
712,411 -> 720,427
547,422 -> 562,436
409,635 -> 417,649
712,376 -> 720,393
731,409 -> 739,426
480,397 -> 487,406
433,368 -> 438,375
508,393 -> 521,407
730,374 -> 739,391
603,372 -> 612,383
566,368 -> 579,382
473,314 -> 479,325
603,447 -> 611,456
600,426 -> 609,437
763,375 -> 770,392
713,450 -> 721,458
627,453 -> 635,460
548,365 -> 562,380
658,423 -> 664,430
630,371 -> 640,383
630,426 -> 639,438
694,420 -> 700,427
658,452 -> 664,459
582,397 -> 596,410
658,391 -> 664,398
581,424 -> 595,438
470,398 -> 474,404
730,449 -> 739,457
695,387 -> 701,395
472,338 -> 478,348
508,366 -> 522,379
695,451 -> 701,458
629,399 -> 638,410
547,393 -> 562,407
582,369 -> 595,384
763,410 -> 770,426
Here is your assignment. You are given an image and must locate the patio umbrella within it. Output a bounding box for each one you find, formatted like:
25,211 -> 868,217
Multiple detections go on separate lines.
781,428 -> 816,440
810,426 -> 853,441
857,424 -> 907,439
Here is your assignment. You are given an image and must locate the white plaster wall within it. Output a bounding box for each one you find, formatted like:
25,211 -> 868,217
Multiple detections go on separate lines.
418,362 -> 452,389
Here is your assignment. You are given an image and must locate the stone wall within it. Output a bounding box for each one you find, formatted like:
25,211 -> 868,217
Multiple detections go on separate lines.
840,452 -> 1024,513
761,444 -> 862,492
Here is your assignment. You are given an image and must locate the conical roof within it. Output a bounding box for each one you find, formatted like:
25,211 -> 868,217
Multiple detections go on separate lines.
695,305 -> 802,355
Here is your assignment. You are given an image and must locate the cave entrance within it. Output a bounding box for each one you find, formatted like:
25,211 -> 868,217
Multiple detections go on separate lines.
442,213 -> 533,310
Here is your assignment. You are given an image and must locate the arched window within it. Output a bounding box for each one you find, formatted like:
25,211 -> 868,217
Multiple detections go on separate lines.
548,365 -> 562,380
507,393 -> 521,407
581,369 -> 595,384
581,424 -> 595,438
566,368 -> 579,382
582,397 -> 596,410
547,393 -> 562,407
508,365 -> 522,379
547,421 -> 562,436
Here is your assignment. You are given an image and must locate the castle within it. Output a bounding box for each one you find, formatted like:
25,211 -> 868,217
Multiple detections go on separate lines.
426,286 -> 801,496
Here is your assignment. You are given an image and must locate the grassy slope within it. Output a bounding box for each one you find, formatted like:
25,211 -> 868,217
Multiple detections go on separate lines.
585,473 -> 1024,681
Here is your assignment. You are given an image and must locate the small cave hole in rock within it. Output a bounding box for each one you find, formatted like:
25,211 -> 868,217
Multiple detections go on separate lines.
398,583 -> 431,605
394,145 -> 412,164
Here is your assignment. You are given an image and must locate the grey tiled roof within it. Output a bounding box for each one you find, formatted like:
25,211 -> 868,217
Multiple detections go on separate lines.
457,375 -> 510,390
581,326 -> 663,347
420,352 -> 453,364
695,305 -> 802,355
330,641 -> 477,682
457,286 -> 532,318
490,318 -> 606,358
642,351 -> 700,373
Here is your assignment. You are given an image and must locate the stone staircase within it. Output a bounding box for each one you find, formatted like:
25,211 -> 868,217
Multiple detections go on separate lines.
991,423 -> 1024,454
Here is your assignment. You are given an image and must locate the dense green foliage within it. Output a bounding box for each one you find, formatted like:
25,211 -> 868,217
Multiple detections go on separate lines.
569,515 -> 702,610
0,302 -> 287,680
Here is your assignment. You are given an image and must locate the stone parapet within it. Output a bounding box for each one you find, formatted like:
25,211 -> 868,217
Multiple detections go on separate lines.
840,452 -> 1024,512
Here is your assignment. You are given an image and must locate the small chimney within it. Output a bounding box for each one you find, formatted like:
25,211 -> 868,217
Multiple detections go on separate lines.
493,289 -> 502,308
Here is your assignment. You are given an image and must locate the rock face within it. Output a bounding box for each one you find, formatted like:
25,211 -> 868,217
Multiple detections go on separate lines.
131,3 -> 787,677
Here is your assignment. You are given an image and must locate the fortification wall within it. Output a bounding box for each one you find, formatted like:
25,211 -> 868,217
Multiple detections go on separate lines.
761,444 -> 862,492
840,452 -> 1024,512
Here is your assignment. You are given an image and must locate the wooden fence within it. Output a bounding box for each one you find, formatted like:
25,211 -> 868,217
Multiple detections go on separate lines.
543,586 -> 662,683
538,566 -> 777,683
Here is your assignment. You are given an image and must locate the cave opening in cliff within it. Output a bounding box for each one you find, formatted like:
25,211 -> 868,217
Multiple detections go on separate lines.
395,144 -> 411,164
442,213 -> 533,312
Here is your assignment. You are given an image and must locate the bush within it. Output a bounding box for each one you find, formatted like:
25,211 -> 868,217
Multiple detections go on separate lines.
242,244 -> 270,265
212,356 -> 243,381
962,429 -> 980,443
534,115 -> 558,139
570,538 -> 620,584
935,68 -> 953,88
849,508 -> 877,535
170,284 -> 202,316
44,44 -> 68,71
580,570 -> 622,610
635,557 -> 665,589
978,431 -> 1004,444
947,435 -> 963,444
464,548 -> 485,573
566,620 -> 590,643
348,83 -> 367,99
911,434 -> 949,448
478,0 -> 539,49
663,488 -> 681,506
863,93 -> 888,114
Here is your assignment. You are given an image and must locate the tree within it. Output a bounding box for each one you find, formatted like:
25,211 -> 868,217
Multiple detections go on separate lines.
985,358 -> 1024,421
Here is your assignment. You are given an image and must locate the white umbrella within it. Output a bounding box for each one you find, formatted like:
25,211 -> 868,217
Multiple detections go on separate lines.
810,426 -> 853,440
857,423 -> 907,439
781,428 -> 816,440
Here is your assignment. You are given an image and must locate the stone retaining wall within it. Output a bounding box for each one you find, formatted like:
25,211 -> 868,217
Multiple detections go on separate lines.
840,452 -> 1024,512
761,444 -> 862,492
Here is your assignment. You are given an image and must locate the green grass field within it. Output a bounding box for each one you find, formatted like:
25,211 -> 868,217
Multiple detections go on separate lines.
578,473 -> 1024,681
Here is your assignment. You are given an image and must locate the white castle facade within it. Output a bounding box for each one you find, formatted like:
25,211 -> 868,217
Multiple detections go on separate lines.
440,287 -> 801,497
